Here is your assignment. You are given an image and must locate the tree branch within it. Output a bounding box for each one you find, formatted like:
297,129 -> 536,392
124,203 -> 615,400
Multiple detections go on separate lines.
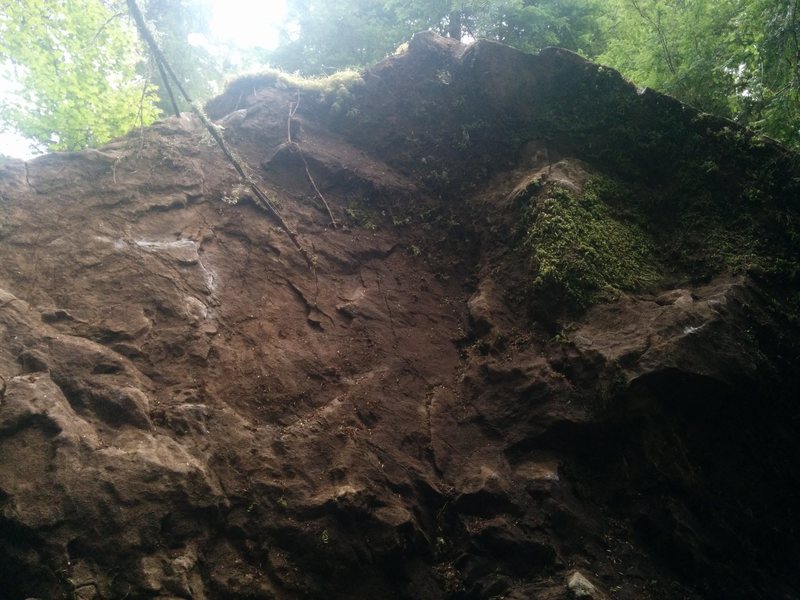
154,55 -> 180,117
125,0 -> 314,266
630,0 -> 677,76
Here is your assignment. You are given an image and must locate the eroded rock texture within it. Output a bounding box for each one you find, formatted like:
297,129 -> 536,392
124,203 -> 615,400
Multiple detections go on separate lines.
1,33 -> 799,600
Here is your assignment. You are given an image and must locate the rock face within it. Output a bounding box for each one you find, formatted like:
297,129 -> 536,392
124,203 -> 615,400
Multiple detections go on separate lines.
1,32 -> 800,600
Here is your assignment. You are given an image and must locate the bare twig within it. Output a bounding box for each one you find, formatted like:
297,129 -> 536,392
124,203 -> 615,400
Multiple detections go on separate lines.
286,98 -> 338,229
298,150 -> 338,230
135,72 -> 153,155
631,0 -> 677,75
91,11 -> 124,43
288,96 -> 298,143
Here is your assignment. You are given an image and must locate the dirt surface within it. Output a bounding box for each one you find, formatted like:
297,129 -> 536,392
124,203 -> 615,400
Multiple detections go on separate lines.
1,33 -> 800,600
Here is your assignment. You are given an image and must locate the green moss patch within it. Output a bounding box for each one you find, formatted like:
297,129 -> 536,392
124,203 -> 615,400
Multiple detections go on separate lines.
218,68 -> 365,118
522,178 -> 661,309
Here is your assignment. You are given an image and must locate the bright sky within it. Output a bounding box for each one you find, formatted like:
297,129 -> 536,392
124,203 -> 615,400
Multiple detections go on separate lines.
0,0 -> 289,160
208,0 -> 287,50
0,131 -> 36,160
0,62 -> 34,159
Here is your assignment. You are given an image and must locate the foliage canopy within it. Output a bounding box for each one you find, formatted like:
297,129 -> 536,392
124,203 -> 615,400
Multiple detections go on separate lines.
599,0 -> 800,148
262,0 -> 608,74
0,0 -> 160,151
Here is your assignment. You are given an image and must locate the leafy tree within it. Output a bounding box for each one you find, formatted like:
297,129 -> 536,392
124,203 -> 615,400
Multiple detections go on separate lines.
264,0 -> 412,74
0,0 -> 161,151
264,0 -> 498,75
384,0 -> 501,41
477,0 -> 606,55
598,0 -> 800,148
265,0 -> 606,75
738,0 -> 800,145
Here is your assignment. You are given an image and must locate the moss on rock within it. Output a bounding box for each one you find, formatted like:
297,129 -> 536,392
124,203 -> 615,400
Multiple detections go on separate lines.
522,178 -> 661,309
207,68 -> 365,120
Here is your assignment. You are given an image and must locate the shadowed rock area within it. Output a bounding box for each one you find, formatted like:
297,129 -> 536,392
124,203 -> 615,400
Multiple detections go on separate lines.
1,32 -> 800,600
